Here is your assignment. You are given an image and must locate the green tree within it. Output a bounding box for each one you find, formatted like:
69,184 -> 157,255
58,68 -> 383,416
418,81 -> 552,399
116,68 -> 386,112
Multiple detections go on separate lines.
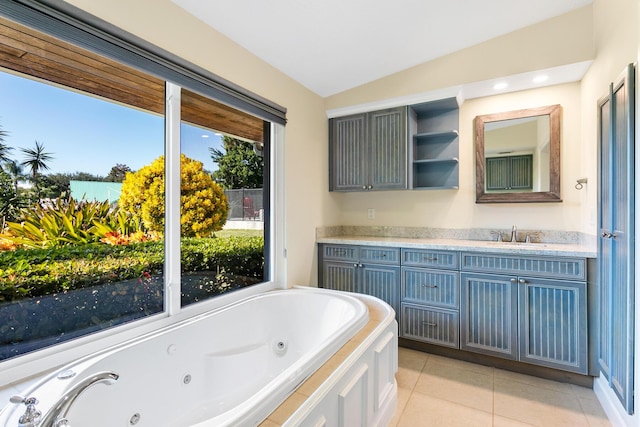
0,170 -> 22,226
105,163 -> 132,182
119,154 -> 228,237
4,160 -> 24,194
0,122 -> 13,170
40,171 -> 105,199
20,140 -> 54,200
210,136 -> 263,189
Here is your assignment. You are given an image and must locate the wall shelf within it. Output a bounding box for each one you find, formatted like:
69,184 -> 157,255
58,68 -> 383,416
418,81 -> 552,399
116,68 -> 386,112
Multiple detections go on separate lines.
409,98 -> 460,190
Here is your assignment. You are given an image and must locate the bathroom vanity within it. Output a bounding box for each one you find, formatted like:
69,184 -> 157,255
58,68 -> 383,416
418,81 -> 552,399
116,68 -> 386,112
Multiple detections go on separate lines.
318,231 -> 597,379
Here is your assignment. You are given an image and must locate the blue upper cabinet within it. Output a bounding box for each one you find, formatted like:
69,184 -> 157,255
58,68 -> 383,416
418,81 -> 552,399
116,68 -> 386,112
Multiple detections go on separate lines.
329,113 -> 368,191
329,107 -> 407,192
598,63 -> 635,414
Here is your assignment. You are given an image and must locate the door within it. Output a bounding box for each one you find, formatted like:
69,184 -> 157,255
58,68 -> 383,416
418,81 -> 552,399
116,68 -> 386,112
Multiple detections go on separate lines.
518,277 -> 587,374
598,63 -> 635,414
369,107 -> 407,190
329,113 -> 367,191
322,261 -> 358,293
460,272 -> 518,360
360,264 -> 400,321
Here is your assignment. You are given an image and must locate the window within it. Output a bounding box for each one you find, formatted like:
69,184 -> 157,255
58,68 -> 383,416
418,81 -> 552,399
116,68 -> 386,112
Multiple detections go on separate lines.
0,2 -> 283,365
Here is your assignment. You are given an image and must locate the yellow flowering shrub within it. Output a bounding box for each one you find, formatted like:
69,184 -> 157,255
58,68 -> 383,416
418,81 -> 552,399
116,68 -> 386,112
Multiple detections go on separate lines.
119,155 -> 228,237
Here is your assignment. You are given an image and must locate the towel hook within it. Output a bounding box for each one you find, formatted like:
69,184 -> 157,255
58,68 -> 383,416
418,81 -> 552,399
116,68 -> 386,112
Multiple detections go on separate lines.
575,178 -> 588,190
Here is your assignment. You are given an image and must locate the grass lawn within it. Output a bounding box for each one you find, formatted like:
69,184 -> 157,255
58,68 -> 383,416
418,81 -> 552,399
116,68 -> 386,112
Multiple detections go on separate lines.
216,229 -> 263,238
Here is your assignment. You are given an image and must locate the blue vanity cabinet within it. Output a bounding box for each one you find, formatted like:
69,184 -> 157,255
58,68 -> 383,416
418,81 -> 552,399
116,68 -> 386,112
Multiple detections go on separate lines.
400,249 -> 460,348
319,244 -> 401,318
329,107 -> 407,192
460,252 -> 588,372
518,277 -> 587,374
459,272 -> 518,360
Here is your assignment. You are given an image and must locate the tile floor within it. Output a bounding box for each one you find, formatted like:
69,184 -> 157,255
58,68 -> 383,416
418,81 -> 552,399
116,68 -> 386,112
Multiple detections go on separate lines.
390,347 -> 611,427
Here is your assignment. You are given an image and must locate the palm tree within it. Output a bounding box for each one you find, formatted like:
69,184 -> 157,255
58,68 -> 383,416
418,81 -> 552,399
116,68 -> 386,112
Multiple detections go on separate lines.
0,123 -> 13,168
21,140 -> 54,200
5,160 -> 25,194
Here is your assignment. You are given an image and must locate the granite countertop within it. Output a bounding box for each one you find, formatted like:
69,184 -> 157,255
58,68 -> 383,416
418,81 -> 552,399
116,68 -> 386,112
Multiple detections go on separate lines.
317,235 -> 597,258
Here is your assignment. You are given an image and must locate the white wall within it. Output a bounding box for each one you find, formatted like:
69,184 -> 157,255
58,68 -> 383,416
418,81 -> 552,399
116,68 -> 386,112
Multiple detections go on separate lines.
579,0 -> 638,425
331,83 -> 585,232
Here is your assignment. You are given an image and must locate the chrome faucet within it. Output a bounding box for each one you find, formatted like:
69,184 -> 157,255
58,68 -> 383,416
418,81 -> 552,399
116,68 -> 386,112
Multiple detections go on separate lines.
38,371 -> 119,427
9,395 -> 41,426
509,225 -> 518,242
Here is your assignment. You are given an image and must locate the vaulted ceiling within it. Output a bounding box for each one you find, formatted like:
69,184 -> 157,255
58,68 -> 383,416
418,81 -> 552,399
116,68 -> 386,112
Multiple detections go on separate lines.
172,0 -> 593,97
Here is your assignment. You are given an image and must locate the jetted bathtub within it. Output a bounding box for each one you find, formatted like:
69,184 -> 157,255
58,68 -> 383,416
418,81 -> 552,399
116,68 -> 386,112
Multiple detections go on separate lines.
0,288 -> 370,427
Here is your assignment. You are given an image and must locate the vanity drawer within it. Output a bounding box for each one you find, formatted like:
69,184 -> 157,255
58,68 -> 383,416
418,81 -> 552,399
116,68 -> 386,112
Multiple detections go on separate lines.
402,249 -> 459,269
360,247 -> 401,265
402,267 -> 459,309
401,303 -> 459,348
460,252 -> 586,280
322,244 -> 358,262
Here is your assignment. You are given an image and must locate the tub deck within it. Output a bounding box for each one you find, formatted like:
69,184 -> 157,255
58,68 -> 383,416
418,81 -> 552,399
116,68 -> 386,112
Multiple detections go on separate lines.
259,296 -> 390,426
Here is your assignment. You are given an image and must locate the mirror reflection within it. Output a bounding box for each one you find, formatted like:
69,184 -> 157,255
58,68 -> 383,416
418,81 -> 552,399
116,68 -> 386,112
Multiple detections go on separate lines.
484,115 -> 550,193
474,104 -> 562,203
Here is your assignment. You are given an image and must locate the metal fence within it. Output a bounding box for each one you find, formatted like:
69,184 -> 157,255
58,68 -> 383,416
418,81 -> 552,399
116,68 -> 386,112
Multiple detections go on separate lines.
224,188 -> 264,221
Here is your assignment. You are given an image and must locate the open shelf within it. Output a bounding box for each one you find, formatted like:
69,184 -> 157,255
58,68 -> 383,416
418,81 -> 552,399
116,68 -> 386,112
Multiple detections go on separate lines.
414,130 -> 459,140
409,98 -> 460,190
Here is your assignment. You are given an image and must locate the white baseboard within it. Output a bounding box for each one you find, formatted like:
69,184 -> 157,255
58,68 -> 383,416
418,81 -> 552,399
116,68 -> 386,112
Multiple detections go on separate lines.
594,373 -> 635,427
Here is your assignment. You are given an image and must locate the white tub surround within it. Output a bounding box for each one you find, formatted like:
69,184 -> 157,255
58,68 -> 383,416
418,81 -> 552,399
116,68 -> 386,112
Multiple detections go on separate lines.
259,293 -> 398,427
0,289 -> 382,427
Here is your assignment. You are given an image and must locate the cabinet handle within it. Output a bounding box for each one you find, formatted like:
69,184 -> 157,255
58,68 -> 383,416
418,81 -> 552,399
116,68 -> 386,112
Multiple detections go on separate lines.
358,263 -> 364,268
519,279 -> 526,284
368,185 -> 373,190
423,256 -> 438,261
510,278 -> 517,283
601,232 -> 612,238
422,322 -> 438,327
421,284 -> 438,288
353,263 -> 359,268
362,185 -> 367,190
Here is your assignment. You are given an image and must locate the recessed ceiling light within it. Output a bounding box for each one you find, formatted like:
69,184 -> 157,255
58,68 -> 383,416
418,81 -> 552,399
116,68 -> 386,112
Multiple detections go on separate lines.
493,82 -> 508,90
533,75 -> 549,83
201,134 -> 209,138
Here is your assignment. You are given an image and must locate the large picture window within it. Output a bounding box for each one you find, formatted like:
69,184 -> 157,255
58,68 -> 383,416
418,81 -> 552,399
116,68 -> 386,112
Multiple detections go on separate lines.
0,6 -> 277,363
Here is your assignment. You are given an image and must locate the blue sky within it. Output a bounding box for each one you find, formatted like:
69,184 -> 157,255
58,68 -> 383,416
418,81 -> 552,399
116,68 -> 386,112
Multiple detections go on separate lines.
0,71 -> 223,176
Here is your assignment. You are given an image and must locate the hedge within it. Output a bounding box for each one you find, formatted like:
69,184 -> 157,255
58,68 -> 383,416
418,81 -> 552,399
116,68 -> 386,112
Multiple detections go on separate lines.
0,236 -> 264,302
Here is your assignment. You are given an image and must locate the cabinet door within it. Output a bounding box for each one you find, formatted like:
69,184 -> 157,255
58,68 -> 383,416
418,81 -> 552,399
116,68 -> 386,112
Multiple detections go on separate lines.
485,157 -> 509,190
369,107 -> 407,190
322,261 -> 358,293
360,264 -> 400,319
518,277 -> 587,374
460,273 -> 518,360
598,64 -> 635,414
329,113 -> 368,191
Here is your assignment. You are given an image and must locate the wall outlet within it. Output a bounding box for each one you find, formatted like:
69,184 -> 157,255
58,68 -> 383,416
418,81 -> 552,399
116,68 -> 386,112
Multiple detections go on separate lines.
367,208 -> 375,220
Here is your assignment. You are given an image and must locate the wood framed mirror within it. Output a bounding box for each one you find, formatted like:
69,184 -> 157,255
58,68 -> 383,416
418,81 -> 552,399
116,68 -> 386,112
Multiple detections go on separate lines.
475,104 -> 562,203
